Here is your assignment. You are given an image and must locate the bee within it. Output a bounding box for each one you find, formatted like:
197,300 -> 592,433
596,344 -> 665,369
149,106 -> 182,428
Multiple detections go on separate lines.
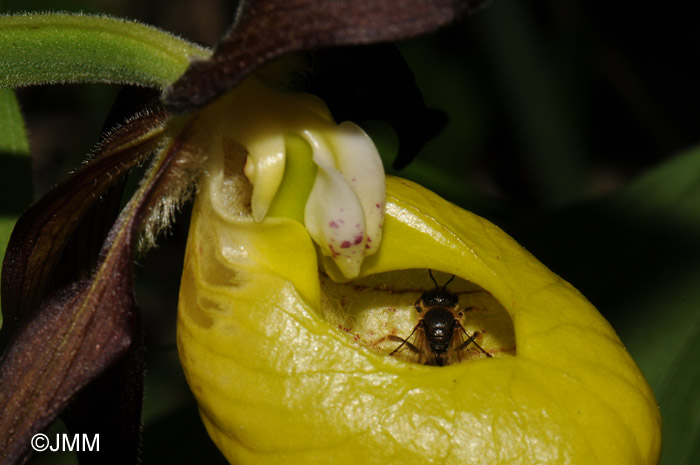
387,270 -> 492,366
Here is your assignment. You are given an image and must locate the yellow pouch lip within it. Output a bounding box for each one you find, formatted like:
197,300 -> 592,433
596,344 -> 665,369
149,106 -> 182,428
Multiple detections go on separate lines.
178,174 -> 661,465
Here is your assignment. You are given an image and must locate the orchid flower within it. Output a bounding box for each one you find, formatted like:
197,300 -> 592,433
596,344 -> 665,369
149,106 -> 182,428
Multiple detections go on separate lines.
0,1 -> 661,465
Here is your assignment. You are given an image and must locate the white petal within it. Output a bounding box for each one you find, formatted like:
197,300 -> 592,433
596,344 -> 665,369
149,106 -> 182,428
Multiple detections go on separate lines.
303,130 -> 368,278
325,122 -> 385,256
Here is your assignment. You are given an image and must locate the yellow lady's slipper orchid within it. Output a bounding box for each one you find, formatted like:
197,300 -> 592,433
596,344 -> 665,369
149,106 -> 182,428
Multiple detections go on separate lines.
177,99 -> 661,463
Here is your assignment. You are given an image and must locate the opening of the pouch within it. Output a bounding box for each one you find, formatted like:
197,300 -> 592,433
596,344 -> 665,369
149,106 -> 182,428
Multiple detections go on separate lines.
320,269 -> 516,366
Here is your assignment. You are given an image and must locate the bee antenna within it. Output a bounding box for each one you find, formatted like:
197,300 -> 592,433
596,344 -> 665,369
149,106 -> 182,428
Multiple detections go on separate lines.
442,274 -> 456,291
428,269 -> 439,288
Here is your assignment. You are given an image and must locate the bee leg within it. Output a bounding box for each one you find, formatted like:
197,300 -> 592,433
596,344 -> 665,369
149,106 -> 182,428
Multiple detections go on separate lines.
458,328 -> 492,358
388,336 -> 421,355
388,325 -> 421,356
372,334 -> 420,355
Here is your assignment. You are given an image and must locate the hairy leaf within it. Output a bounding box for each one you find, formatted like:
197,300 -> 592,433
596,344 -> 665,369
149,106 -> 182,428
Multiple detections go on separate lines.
164,0 -> 489,112
0,13 -> 211,89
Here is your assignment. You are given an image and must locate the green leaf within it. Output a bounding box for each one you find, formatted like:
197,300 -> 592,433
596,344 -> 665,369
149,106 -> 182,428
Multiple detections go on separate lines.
606,147 -> 700,465
520,145 -> 700,465
0,88 -> 31,329
0,88 -> 29,155
0,13 -> 211,89
0,216 -> 16,327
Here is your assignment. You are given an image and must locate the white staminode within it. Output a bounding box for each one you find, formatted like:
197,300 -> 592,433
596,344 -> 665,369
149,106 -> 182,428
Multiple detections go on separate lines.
243,133 -> 286,222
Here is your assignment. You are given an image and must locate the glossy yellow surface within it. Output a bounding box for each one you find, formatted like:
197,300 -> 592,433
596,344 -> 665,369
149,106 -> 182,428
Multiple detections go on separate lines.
177,175 -> 661,464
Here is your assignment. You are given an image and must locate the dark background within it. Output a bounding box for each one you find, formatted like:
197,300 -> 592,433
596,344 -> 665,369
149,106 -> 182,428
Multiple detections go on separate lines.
2,0 -> 699,464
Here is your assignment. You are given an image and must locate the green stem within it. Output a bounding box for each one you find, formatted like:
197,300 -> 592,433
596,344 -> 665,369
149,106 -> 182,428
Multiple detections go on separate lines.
0,13 -> 211,89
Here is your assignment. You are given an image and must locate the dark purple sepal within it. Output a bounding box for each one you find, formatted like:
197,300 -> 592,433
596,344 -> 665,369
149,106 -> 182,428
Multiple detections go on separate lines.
163,0 -> 488,112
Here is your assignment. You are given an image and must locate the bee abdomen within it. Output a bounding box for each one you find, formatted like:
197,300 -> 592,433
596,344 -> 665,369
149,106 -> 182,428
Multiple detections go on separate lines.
423,307 -> 456,354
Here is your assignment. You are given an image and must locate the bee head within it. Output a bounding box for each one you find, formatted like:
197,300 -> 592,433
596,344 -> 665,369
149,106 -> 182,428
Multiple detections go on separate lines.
418,287 -> 459,309
415,271 -> 460,311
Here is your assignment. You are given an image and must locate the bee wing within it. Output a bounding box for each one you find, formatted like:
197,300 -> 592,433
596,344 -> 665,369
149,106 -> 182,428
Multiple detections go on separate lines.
411,325 -> 431,365
445,324 -> 469,365
388,323 -> 430,365
452,322 -> 491,362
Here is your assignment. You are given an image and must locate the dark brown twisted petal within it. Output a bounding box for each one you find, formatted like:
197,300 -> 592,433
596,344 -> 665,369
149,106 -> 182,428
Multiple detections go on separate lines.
61,315 -> 145,465
0,262 -> 137,465
164,0 -> 488,112
0,108 -> 168,334
0,110 -> 187,464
